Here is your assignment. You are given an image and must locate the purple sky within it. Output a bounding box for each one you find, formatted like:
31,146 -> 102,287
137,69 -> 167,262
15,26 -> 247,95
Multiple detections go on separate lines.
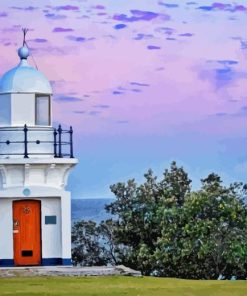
1,0 -> 247,198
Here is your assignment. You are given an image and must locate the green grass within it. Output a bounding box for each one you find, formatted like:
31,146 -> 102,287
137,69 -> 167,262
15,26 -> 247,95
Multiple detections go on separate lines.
0,276 -> 246,296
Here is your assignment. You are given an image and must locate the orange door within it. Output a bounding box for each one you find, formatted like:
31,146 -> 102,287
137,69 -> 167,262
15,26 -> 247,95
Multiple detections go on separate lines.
13,200 -> 41,266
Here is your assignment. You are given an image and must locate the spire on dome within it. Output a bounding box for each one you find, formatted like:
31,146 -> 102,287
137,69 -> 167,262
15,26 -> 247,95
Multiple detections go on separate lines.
22,28 -> 28,46
18,28 -> 29,60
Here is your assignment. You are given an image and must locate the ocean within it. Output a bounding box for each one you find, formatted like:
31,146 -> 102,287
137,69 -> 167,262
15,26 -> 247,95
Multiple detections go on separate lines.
71,198 -> 114,224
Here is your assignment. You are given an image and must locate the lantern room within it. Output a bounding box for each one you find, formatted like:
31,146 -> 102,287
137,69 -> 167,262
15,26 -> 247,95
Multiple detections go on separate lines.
0,46 -> 52,127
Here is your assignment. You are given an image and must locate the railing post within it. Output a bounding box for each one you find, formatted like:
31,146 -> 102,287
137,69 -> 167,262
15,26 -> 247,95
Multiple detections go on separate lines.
54,128 -> 57,158
69,126 -> 74,158
58,124 -> 62,158
24,124 -> 29,158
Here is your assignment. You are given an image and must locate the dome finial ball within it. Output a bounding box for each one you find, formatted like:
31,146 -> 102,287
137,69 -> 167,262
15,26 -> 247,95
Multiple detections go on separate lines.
18,46 -> 29,60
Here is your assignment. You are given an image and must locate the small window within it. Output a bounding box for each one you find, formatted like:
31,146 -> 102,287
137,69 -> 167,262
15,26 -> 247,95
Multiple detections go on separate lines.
35,95 -> 51,125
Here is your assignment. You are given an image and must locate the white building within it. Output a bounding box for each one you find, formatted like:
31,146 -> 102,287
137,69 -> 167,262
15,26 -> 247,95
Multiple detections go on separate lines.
0,44 -> 78,266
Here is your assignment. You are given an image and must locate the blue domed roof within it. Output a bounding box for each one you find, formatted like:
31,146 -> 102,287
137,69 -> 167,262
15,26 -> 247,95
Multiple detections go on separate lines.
0,46 -> 52,94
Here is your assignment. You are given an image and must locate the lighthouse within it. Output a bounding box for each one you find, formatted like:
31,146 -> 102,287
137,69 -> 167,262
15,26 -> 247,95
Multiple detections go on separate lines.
0,35 -> 78,266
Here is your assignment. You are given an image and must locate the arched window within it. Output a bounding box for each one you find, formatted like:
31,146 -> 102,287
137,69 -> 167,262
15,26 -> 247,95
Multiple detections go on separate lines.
35,95 -> 51,126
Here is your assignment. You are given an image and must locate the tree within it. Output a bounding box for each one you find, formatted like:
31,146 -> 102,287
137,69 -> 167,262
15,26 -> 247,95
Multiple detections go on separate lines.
72,220 -> 108,266
153,174 -> 247,279
98,219 -> 121,265
106,162 -> 192,275
72,219 -> 123,266
106,164 -> 247,278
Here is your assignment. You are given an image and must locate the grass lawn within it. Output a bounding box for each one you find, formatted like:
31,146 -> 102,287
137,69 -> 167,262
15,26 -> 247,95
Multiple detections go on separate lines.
0,276 -> 246,296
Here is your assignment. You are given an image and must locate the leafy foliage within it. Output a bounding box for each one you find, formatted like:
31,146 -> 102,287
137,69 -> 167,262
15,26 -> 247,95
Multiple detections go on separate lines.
72,162 -> 247,279
72,220 -> 120,266
105,161 -> 192,275
155,173 -> 247,278
72,220 -> 108,266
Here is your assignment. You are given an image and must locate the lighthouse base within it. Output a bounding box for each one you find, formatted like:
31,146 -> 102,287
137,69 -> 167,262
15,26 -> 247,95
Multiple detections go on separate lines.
0,193 -> 72,267
0,158 -> 77,267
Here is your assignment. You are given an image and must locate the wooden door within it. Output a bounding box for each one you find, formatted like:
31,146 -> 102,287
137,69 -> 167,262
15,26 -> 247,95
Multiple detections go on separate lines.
13,200 -> 41,266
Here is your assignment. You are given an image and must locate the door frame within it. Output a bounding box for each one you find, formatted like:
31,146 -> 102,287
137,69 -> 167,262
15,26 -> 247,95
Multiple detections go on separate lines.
12,199 -> 42,266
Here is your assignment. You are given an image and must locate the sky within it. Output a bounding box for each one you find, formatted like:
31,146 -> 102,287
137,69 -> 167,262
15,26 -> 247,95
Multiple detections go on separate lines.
0,0 -> 247,198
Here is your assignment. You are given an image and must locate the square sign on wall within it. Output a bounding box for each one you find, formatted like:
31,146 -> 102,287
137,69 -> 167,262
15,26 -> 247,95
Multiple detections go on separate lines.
45,215 -> 57,225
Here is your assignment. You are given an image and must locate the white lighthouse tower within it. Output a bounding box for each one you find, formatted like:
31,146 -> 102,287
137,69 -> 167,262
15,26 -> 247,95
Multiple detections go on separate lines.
0,33 -> 78,266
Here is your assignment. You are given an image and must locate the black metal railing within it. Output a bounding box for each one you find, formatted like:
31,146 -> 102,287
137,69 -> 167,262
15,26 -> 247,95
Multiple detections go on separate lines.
0,124 -> 74,158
